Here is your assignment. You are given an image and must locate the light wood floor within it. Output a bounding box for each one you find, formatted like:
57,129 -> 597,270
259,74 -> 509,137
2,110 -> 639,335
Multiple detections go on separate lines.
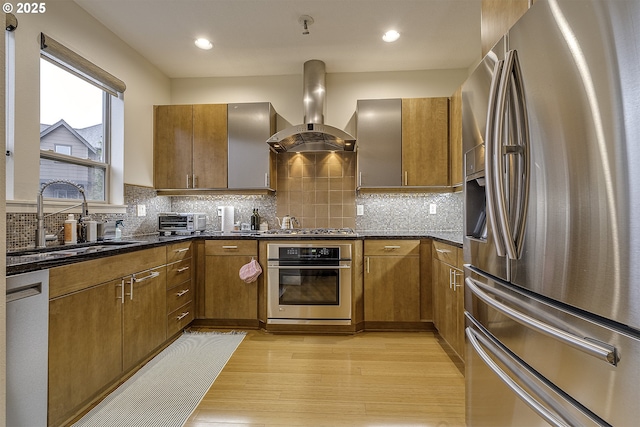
184,330 -> 466,427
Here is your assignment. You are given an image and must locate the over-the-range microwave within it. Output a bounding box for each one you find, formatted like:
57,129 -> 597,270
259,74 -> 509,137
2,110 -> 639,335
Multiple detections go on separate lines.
158,212 -> 207,234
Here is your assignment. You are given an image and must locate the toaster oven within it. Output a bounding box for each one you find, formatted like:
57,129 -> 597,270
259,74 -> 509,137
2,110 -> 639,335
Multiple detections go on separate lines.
158,213 -> 207,234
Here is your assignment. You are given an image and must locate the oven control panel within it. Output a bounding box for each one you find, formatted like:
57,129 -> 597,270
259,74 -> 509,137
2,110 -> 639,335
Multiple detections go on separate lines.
280,247 -> 338,260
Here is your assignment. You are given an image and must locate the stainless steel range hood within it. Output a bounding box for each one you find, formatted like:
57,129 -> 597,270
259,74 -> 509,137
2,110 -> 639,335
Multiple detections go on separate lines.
267,60 -> 356,153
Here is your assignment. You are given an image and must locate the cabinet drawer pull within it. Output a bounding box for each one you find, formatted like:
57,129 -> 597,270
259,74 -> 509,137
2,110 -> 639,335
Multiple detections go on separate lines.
177,266 -> 190,273
176,311 -> 189,321
404,171 -> 408,186
222,245 -> 238,249
176,289 -> 190,297
174,248 -> 189,253
436,248 -> 452,254
383,245 -> 401,250
133,271 -> 160,283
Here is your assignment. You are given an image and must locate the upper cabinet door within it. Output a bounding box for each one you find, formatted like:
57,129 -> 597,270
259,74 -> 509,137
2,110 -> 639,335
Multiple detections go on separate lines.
402,97 -> 449,187
153,105 -> 193,189
356,98 -> 403,187
193,104 -> 228,189
227,102 -> 276,190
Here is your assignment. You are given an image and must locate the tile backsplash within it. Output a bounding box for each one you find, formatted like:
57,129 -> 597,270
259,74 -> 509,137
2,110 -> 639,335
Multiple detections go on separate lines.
6,182 -> 462,251
276,151 -> 356,229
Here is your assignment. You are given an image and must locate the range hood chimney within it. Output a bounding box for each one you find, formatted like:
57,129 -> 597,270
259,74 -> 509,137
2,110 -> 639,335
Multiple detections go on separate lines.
267,60 -> 356,153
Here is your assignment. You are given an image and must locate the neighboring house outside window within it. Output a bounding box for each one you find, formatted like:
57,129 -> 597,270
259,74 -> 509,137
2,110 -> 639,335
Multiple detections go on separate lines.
39,119 -> 104,200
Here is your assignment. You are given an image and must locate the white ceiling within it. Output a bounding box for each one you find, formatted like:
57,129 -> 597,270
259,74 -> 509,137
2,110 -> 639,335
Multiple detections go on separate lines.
74,0 -> 482,79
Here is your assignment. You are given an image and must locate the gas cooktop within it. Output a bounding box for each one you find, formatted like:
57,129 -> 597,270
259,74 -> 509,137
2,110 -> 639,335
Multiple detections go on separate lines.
261,228 -> 357,237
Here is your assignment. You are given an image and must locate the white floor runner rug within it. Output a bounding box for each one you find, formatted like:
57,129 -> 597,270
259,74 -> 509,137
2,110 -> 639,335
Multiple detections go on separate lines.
73,331 -> 246,427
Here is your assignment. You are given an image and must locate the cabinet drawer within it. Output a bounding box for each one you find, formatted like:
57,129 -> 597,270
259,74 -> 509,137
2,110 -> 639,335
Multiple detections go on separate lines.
167,242 -> 192,264
167,258 -> 192,289
167,301 -> 194,336
432,241 -> 462,267
167,281 -> 192,314
364,240 -> 420,256
205,240 -> 256,256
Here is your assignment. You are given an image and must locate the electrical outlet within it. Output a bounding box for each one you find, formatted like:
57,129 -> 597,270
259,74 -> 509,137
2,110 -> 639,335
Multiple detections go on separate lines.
356,205 -> 364,216
136,204 -> 146,217
429,204 -> 437,215
217,207 -> 223,217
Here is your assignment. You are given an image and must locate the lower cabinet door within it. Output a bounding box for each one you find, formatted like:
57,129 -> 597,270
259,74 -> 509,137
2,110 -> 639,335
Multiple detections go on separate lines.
205,254 -> 258,320
364,254 -> 421,322
123,266 -> 167,371
48,279 -> 123,427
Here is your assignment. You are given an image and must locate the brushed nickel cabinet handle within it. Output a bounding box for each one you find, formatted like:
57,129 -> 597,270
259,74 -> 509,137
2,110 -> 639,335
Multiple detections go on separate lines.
177,266 -> 190,273
436,248 -> 452,254
174,248 -> 189,253
186,174 -> 191,188
176,289 -> 190,297
116,278 -> 125,303
383,245 -> 401,250
133,271 -> 160,283
222,245 -> 238,249
366,257 -> 370,274
176,311 -> 189,321
404,171 -> 408,186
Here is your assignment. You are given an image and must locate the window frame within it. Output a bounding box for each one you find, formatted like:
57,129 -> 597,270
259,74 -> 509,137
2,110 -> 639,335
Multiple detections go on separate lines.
39,57 -> 114,203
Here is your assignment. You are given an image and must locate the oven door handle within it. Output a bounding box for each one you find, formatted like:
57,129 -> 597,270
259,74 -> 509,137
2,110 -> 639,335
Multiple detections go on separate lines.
269,265 -> 351,270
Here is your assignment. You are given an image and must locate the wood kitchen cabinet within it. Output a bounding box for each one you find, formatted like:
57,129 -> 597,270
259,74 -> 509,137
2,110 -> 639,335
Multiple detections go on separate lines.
363,240 -> 421,325
449,86 -> 463,187
153,103 -> 228,189
357,98 -> 450,188
432,240 -> 465,360
48,278 -> 123,427
204,240 -> 259,326
48,247 -> 167,427
402,98 -> 450,187
481,0 -> 533,57
122,265 -> 167,372
166,241 -> 194,336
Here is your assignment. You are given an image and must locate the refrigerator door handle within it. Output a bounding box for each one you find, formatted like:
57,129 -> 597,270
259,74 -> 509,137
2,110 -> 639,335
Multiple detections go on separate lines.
466,277 -> 619,365
485,58 -> 508,257
492,50 -> 520,260
509,49 -> 531,257
465,321 -> 608,427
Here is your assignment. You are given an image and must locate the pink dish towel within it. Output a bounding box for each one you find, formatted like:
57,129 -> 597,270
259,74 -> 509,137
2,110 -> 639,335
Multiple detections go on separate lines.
239,258 -> 262,283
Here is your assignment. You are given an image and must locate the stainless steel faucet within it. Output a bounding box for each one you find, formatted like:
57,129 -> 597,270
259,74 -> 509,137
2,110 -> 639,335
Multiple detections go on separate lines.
36,180 -> 88,248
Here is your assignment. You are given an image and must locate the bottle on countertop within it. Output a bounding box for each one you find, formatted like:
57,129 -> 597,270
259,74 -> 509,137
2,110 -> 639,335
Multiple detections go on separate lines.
64,214 -> 77,245
114,220 -> 124,240
250,209 -> 258,231
253,209 -> 261,231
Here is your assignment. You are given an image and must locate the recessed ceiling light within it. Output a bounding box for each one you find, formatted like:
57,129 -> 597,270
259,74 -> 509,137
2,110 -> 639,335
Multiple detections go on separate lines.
382,30 -> 400,43
195,38 -> 213,50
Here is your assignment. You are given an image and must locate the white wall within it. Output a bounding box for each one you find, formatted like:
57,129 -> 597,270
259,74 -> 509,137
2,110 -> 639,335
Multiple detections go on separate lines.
170,68 -> 469,131
10,1 -> 170,202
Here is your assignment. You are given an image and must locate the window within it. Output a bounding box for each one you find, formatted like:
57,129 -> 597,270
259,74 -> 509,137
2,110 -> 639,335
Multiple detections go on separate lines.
54,144 -> 72,155
40,58 -> 109,201
39,33 -> 126,203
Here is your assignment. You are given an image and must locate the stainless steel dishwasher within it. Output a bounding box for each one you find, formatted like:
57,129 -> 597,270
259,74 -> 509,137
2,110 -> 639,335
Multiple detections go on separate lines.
6,269 -> 49,427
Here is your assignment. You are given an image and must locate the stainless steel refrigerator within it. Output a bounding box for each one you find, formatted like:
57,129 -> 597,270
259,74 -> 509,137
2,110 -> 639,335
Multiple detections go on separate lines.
462,0 -> 640,425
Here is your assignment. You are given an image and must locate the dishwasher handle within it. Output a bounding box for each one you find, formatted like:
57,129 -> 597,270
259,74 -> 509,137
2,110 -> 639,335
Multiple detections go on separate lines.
7,282 -> 42,303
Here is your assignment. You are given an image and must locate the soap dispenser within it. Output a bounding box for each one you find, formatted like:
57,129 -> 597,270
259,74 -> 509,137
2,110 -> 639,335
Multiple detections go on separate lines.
114,220 -> 124,240
64,214 -> 77,245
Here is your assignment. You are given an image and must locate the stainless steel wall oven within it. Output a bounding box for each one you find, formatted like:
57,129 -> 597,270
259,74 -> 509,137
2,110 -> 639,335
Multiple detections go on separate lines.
267,243 -> 352,325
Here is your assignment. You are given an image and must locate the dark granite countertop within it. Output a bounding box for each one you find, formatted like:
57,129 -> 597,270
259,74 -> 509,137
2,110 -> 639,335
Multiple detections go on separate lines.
7,230 -> 463,275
